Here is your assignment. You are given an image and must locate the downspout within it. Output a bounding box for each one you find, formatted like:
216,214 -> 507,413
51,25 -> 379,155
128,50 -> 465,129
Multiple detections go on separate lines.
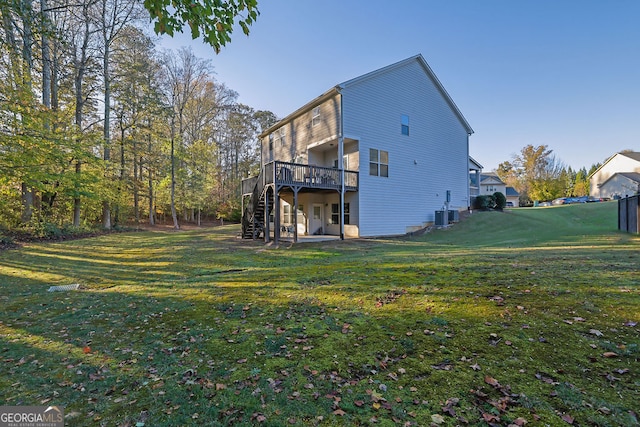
337,87 -> 345,240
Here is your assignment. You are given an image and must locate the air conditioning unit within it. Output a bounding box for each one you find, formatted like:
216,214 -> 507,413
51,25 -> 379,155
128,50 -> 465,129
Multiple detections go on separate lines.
448,210 -> 459,223
435,210 -> 447,226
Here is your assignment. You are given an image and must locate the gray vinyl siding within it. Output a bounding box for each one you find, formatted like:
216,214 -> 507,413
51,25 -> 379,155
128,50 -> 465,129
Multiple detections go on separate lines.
261,94 -> 341,165
342,60 -> 470,237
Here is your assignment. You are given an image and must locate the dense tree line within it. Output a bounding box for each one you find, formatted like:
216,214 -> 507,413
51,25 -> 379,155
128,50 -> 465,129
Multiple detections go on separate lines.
496,144 -> 602,206
0,0 -> 272,233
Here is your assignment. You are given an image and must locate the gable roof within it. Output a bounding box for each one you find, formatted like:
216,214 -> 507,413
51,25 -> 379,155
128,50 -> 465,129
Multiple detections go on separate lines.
601,171 -> 640,187
260,54 -> 473,138
588,151 -> 640,179
505,187 -> 520,197
480,173 -> 505,185
338,54 -> 473,135
620,152 -> 640,162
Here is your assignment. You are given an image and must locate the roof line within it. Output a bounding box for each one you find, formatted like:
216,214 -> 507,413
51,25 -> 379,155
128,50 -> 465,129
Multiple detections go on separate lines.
338,54 -> 473,135
259,54 -> 474,138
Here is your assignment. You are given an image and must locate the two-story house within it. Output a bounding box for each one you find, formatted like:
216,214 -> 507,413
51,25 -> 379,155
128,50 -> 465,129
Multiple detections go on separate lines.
241,54 -> 474,243
589,151 -> 640,199
478,172 -> 520,207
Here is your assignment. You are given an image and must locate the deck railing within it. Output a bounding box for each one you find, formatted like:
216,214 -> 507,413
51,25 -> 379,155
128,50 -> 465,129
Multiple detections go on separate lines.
266,161 -> 358,191
242,161 -> 359,194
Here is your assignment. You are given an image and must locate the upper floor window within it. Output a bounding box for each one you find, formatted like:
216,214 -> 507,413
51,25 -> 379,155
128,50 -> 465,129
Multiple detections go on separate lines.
312,106 -> 321,126
274,127 -> 286,146
401,114 -> 410,136
268,134 -> 273,152
369,148 -> 389,177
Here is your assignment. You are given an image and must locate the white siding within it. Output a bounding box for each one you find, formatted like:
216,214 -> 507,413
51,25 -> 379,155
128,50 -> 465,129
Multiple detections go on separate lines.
590,154 -> 640,197
599,175 -> 640,199
342,60 -> 470,236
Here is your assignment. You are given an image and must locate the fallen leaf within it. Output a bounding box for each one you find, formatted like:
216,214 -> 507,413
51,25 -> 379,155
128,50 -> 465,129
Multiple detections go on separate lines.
485,376 -> 500,387
482,412 -> 500,422
602,352 -> 618,358
431,414 -> 445,424
623,321 -> 637,327
561,414 -> 574,424
589,329 -> 604,337
333,409 -> 346,416
82,346 -> 92,354
470,363 -> 481,371
513,417 -> 528,426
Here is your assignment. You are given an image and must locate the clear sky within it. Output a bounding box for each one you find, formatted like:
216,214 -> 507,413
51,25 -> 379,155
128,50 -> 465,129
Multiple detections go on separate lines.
157,0 -> 640,172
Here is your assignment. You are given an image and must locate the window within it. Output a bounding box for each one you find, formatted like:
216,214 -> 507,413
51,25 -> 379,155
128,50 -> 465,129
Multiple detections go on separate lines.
274,127 -> 285,146
369,148 -> 389,177
401,114 -> 410,136
283,205 -> 292,224
333,155 -> 349,169
331,203 -> 349,225
268,134 -> 273,152
284,204 -> 304,224
312,106 -> 321,126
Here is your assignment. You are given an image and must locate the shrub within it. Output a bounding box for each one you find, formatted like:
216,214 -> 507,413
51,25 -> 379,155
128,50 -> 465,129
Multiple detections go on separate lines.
493,192 -> 507,210
472,195 -> 493,210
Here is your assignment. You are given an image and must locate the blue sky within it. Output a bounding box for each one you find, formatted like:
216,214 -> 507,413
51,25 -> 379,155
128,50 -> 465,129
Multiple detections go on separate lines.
157,0 -> 640,171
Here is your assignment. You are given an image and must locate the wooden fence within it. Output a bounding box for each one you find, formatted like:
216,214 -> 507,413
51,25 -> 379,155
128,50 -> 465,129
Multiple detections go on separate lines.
618,195 -> 640,234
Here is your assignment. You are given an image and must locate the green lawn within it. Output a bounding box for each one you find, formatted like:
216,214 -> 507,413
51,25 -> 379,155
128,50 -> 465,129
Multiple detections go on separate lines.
1,202 -> 638,426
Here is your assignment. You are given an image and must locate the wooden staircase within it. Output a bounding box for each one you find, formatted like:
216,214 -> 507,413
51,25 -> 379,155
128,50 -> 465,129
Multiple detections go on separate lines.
241,170 -> 270,239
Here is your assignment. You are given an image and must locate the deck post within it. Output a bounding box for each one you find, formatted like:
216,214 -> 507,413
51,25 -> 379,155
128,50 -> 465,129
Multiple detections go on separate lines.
274,189 -> 280,245
264,188 -> 270,243
293,190 -> 299,243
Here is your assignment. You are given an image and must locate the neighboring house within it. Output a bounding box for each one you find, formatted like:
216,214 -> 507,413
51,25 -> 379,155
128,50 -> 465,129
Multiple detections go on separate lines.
505,187 -> 520,207
241,54 -> 474,242
478,172 -> 519,207
590,152 -> 640,199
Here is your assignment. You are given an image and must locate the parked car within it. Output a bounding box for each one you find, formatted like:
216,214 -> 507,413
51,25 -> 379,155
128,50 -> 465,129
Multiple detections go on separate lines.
506,202 -> 514,207
538,201 -> 552,207
552,197 -> 567,205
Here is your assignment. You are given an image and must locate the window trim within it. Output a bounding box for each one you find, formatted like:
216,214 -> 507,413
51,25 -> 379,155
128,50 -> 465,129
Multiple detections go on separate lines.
369,148 -> 389,177
331,203 -> 349,225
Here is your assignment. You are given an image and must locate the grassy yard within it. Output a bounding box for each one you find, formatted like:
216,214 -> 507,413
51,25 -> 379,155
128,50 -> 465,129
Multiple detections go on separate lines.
1,202 -> 638,426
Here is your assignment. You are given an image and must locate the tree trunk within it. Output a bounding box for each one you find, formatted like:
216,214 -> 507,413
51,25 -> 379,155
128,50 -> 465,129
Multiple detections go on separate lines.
146,132 -> 155,226
72,6 -> 91,227
102,20 -> 112,229
170,117 -> 179,230
40,0 -> 51,109
133,150 -> 140,225
21,184 -> 34,223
